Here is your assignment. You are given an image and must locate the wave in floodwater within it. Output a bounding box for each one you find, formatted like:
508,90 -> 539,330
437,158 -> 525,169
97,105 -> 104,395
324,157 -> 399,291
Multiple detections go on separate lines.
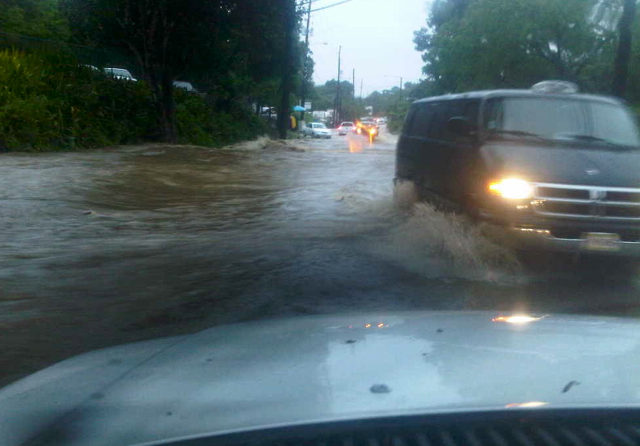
364,182 -> 524,285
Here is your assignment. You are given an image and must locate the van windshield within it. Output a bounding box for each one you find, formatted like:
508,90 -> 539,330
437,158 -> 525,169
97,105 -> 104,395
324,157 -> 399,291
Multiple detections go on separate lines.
484,97 -> 640,147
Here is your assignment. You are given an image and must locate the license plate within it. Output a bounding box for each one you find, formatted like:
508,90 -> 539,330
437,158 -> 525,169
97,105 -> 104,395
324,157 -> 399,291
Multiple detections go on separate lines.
582,232 -> 621,251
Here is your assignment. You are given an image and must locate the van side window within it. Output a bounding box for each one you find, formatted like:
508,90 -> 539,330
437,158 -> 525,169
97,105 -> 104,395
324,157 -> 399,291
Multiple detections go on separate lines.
402,107 -> 417,135
442,100 -> 480,141
406,103 -> 436,138
462,100 -> 480,124
406,100 -> 480,140
427,102 -> 449,140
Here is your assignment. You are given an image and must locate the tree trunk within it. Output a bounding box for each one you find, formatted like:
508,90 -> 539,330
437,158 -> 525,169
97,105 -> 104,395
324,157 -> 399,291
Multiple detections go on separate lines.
277,0 -> 296,140
142,63 -> 177,143
160,71 -> 177,143
613,0 -> 637,98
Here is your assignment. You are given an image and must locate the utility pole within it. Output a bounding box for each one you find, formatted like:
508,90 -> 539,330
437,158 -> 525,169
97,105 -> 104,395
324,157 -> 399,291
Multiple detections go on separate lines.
299,0 -> 313,127
360,79 -> 363,99
333,45 -> 341,127
277,0 -> 296,139
352,68 -> 355,100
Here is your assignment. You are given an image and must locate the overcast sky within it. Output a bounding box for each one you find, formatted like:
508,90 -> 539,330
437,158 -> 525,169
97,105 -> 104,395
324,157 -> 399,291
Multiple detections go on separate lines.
307,0 -> 432,97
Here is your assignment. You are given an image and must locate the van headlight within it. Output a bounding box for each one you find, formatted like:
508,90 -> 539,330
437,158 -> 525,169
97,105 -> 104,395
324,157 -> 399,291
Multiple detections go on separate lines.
488,179 -> 533,199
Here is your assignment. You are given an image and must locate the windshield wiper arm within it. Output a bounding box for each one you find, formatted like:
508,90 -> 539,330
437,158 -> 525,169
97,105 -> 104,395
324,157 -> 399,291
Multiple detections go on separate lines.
555,133 -> 625,147
489,129 -> 550,141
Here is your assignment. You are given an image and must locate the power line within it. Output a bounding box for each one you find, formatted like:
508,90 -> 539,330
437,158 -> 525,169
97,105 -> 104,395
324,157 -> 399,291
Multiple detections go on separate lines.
311,0 -> 357,13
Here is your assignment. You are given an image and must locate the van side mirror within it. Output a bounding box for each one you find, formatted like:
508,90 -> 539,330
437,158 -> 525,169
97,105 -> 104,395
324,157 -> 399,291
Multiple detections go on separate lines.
447,117 -> 473,136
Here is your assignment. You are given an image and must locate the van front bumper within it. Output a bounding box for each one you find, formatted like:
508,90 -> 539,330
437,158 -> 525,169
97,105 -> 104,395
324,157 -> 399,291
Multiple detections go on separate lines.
478,213 -> 640,257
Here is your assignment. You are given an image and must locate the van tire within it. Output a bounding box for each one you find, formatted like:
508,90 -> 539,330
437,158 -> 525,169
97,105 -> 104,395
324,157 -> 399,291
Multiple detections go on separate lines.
393,179 -> 419,211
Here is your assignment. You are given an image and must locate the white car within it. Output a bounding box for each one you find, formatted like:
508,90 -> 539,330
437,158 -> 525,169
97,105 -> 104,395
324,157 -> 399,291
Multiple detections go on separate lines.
173,81 -> 198,93
302,122 -> 332,139
104,67 -> 137,82
338,121 -> 355,135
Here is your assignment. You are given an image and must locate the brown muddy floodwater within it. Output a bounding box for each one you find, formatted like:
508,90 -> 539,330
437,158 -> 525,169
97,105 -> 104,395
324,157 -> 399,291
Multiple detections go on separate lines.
2,128 -> 640,386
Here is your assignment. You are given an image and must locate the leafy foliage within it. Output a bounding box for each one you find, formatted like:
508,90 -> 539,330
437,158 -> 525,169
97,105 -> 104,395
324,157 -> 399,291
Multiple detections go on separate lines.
361,81 -> 432,134
414,0 -> 619,95
175,91 -> 268,147
0,50 -> 266,151
311,80 -> 365,122
0,49 -> 153,150
0,0 -> 70,40
60,0 -> 299,142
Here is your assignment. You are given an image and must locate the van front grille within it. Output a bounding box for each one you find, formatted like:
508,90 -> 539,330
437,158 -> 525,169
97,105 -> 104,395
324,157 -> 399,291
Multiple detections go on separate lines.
534,183 -> 640,221
537,187 -> 589,200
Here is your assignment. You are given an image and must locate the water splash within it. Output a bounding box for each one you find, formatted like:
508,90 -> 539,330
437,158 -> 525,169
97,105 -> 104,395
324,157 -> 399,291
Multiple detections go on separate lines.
376,185 -> 523,284
226,136 -> 271,151
392,179 -> 419,211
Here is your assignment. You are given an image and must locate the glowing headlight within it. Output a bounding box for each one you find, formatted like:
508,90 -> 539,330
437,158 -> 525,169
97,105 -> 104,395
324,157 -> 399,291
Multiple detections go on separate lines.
369,128 -> 376,134
488,179 -> 533,199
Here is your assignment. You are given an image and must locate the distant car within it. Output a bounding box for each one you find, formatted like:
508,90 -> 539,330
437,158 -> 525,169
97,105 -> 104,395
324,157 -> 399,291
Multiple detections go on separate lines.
338,121 -> 355,135
376,117 -> 387,124
302,122 -> 332,139
260,107 -> 277,118
356,119 -> 379,138
104,68 -> 137,82
173,81 -> 198,93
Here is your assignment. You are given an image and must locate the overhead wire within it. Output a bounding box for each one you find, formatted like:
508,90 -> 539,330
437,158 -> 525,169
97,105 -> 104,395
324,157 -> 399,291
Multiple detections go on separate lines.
310,0 -> 357,13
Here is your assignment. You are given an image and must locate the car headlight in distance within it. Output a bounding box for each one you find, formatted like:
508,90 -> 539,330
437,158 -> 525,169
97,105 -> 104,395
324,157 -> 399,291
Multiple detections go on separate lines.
488,178 -> 533,199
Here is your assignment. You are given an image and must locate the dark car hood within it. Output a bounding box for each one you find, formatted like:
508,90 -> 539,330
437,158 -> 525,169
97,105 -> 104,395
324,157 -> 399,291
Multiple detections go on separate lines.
3,312 -> 640,446
481,142 -> 640,186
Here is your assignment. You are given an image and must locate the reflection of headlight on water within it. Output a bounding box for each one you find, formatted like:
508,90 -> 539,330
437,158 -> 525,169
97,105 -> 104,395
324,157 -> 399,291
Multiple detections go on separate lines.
506,401 -> 548,408
492,315 -> 544,324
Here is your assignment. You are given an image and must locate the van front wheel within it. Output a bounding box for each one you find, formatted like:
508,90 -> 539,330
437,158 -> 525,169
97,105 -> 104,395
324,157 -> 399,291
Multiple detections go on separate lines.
393,179 -> 419,211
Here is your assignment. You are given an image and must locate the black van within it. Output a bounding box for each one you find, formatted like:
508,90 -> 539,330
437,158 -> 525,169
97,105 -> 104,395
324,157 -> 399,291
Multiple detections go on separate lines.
395,81 -> 640,255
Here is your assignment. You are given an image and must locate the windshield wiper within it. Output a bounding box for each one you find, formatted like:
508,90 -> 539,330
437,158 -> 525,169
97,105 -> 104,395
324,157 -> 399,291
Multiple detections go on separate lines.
554,133 -> 629,148
489,129 -> 551,142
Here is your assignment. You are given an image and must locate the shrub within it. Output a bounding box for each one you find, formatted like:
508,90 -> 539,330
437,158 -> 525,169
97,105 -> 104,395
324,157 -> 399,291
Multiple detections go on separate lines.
175,91 -> 269,147
0,49 -> 268,151
0,49 -> 158,151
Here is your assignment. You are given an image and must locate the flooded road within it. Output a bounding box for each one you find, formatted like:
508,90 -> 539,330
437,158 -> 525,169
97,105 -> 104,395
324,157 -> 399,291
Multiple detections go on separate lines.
2,128 -> 640,386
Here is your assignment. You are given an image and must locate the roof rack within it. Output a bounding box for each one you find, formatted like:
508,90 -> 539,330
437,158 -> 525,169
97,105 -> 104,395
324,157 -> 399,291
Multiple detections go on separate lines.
531,80 -> 579,94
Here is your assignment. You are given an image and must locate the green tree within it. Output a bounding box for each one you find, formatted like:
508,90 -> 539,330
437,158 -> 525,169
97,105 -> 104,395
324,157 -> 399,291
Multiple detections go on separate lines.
415,0 -> 618,94
61,0 -> 297,142
311,79 -> 364,122
613,0 -> 637,97
0,0 -> 70,40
